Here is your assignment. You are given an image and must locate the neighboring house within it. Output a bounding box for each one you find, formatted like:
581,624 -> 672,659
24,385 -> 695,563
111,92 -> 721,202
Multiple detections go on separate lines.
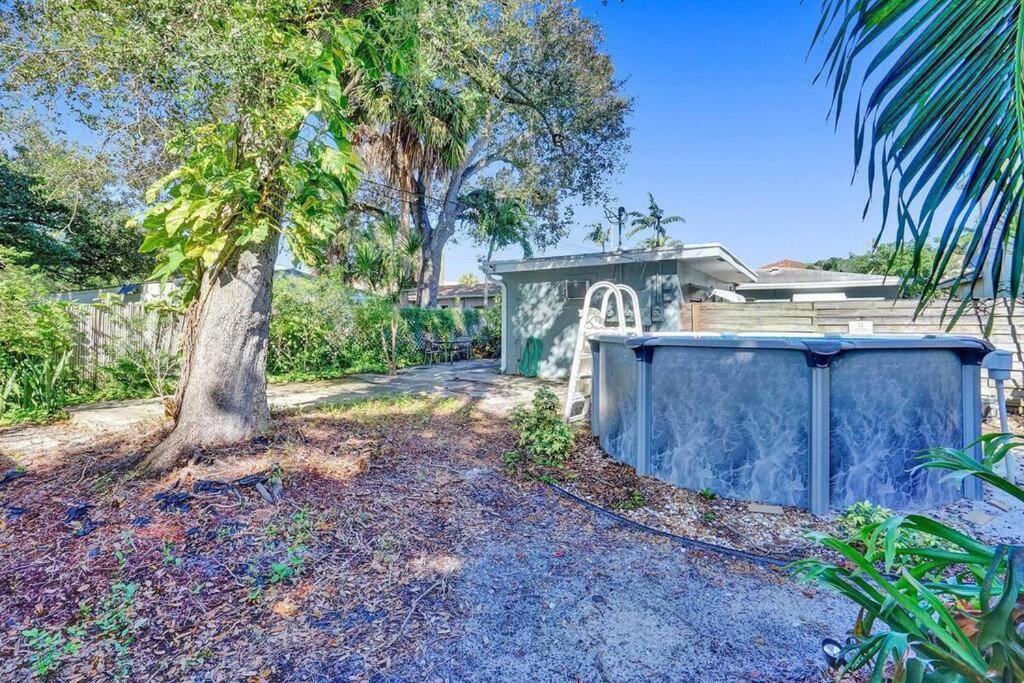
482,243 -> 756,378
939,249 -> 1018,299
54,267 -> 309,305
402,282 -> 497,309
54,279 -> 179,305
737,264 -> 901,302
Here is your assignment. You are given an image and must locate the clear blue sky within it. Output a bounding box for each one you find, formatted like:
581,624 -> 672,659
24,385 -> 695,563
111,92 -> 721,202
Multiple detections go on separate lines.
441,0 -> 884,282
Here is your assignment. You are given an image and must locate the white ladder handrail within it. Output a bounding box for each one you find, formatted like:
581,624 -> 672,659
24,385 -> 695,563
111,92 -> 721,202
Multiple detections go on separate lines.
564,281 -> 643,421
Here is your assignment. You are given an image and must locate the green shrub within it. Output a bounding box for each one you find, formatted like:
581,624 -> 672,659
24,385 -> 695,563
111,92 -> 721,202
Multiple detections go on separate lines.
0,249 -> 80,422
268,272 -> 364,379
98,348 -> 179,400
354,297 -> 415,375
472,297 -> 501,358
93,300 -> 180,401
793,434 -> 1024,682
835,500 -> 951,570
509,387 -> 574,467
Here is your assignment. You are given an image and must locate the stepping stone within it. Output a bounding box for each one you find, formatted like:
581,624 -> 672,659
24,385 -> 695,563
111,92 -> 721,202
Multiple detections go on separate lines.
747,503 -> 784,515
965,509 -> 993,526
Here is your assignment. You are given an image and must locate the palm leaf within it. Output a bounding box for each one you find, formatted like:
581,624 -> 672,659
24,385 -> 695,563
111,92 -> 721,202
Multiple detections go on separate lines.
815,0 -> 1024,303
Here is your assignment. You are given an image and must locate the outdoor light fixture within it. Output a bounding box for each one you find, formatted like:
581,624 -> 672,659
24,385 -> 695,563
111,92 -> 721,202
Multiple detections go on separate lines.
821,638 -> 848,670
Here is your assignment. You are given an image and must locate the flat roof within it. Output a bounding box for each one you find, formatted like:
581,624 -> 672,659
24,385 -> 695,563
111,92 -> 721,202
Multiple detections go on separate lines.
483,243 -> 757,284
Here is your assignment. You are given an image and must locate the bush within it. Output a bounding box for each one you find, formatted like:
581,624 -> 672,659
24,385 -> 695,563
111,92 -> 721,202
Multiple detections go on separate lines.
268,272 -> 359,379
509,387 -> 574,467
472,297 -> 501,359
793,434 -> 1024,682
0,248 -> 80,422
354,297 -> 416,374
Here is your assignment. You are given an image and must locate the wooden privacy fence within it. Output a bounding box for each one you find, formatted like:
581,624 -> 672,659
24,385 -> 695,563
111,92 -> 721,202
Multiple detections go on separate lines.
69,303 -> 181,385
683,299 -> 1024,408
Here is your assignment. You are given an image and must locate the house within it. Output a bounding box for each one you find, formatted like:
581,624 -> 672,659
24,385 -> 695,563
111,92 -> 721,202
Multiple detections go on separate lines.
482,243 -> 756,378
53,267 -> 309,305
402,282 -> 498,309
737,264 -> 901,302
939,249 -> 1018,300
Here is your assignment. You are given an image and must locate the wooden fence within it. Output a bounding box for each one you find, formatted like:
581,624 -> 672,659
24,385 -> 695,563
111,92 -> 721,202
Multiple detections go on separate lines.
69,303 -> 181,385
683,299 -> 1024,407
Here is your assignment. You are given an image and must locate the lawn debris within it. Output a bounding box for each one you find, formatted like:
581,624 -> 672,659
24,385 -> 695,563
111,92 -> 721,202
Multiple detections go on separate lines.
0,468 -> 26,487
63,503 -> 94,523
153,491 -> 193,513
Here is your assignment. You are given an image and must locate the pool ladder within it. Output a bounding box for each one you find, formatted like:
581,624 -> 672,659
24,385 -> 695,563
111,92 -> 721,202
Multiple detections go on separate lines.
564,282 -> 643,422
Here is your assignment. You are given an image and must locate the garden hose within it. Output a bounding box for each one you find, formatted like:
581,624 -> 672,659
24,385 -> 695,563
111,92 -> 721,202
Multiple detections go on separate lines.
518,336 -> 543,377
544,481 -> 797,569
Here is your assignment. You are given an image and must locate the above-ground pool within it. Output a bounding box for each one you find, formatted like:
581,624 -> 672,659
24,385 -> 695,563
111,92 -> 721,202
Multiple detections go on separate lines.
589,333 -> 993,514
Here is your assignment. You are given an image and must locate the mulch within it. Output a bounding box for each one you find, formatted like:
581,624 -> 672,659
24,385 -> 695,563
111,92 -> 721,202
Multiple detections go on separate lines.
0,397 -> 518,681
553,434 -> 838,562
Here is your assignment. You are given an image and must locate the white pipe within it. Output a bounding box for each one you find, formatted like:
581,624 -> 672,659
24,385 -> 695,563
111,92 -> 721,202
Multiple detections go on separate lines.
484,270 -> 508,373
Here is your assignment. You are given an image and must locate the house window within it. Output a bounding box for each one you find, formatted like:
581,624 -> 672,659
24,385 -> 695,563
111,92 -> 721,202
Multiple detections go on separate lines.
565,280 -> 590,300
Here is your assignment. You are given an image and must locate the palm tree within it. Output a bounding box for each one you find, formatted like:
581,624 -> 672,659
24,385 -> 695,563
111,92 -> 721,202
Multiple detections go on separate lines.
351,75 -> 475,236
350,213 -> 422,374
461,188 -> 533,305
585,222 -> 611,252
815,0 -> 1024,302
628,193 -> 684,249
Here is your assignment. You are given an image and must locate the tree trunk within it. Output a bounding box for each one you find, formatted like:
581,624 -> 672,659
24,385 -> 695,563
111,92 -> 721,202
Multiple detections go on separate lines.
142,231 -> 281,472
417,234 -> 445,307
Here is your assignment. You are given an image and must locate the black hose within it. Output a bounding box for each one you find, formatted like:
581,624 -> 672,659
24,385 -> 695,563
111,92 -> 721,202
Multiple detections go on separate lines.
545,481 -> 800,569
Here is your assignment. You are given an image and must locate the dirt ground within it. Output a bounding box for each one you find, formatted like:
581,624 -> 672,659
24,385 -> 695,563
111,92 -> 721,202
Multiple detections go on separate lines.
0,396 -> 855,682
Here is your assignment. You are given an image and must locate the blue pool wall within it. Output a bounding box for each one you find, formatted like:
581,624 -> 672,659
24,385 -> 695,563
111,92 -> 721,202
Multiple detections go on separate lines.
592,333 -> 990,513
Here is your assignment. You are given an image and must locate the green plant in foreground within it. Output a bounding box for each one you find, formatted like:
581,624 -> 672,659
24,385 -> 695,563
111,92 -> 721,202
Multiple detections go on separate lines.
611,488 -> 647,511
21,628 -> 80,678
793,434 -> 1024,682
509,388 -> 575,468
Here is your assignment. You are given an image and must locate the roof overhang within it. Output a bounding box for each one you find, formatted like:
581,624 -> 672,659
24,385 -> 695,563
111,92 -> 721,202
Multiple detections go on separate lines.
483,243 -> 757,284
736,277 -> 900,291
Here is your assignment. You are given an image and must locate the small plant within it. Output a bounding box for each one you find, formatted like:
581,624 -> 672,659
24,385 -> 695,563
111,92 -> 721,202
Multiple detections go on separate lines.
509,388 -> 575,467
702,511 -> 716,523
95,581 -> 140,680
160,541 -> 182,567
502,450 -> 524,472
836,500 -> 951,569
793,434 -> 1024,682
611,488 -> 647,511
268,549 -> 305,585
698,487 -> 717,501
21,628 -> 79,678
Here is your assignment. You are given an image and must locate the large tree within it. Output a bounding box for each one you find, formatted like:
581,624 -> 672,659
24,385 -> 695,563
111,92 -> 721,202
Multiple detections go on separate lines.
1,0 -> 422,470
400,0 -> 631,306
0,124 -> 154,287
815,0 -> 1024,305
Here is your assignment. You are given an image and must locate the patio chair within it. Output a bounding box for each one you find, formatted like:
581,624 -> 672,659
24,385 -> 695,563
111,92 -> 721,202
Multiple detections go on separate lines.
452,336 -> 473,362
420,333 -> 448,365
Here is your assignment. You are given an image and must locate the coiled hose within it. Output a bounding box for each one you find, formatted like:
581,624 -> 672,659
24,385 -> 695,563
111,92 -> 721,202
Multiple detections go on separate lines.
518,336 -> 543,377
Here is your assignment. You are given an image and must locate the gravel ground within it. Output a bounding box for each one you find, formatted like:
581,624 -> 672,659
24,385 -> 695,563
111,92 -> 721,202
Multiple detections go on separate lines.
1,395 -> 858,682
391,468 -> 857,682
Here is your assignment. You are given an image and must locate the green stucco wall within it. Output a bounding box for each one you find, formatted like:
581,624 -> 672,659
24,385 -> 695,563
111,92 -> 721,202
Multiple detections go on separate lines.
500,259 -> 725,378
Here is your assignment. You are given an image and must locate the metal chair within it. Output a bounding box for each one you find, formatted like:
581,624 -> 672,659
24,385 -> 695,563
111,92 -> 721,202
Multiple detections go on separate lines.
420,333 -> 447,365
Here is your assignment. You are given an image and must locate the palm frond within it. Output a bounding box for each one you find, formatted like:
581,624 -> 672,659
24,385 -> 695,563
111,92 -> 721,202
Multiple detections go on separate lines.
816,0 -> 1024,303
